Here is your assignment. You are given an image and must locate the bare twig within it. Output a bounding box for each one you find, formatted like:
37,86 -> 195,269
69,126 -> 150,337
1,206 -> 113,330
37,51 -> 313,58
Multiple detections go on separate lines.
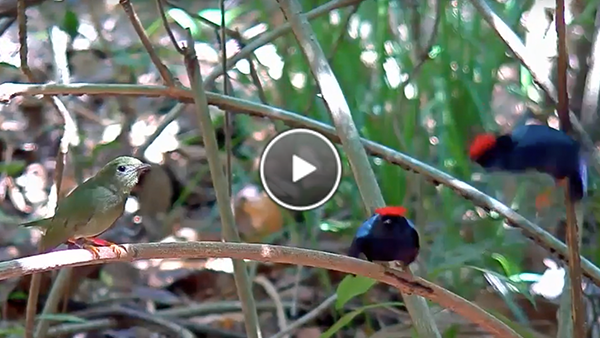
555,1 -> 585,336
275,0 -> 440,336
0,242 -> 522,338
254,276 -> 288,338
120,0 -> 176,86
268,294 -> 337,338
3,83 -> 600,287
155,0 -> 184,54
181,30 -> 262,338
17,0 -> 33,81
220,0 -> 232,198
163,0 -> 244,41
203,0 -> 364,88
247,59 -> 268,103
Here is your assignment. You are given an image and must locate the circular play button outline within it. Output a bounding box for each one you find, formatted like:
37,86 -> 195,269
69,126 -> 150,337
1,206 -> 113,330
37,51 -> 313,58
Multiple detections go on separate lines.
259,128 -> 342,211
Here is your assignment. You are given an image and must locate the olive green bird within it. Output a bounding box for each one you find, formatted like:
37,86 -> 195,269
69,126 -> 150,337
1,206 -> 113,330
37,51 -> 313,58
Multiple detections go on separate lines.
21,156 -> 151,258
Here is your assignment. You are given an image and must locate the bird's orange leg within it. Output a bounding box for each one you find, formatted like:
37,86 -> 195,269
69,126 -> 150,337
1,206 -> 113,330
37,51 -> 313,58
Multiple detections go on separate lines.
82,238 -> 126,258
81,243 -> 101,260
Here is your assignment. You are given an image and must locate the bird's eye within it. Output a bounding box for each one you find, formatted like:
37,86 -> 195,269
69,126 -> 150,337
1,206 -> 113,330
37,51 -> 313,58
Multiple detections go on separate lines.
117,165 -> 126,173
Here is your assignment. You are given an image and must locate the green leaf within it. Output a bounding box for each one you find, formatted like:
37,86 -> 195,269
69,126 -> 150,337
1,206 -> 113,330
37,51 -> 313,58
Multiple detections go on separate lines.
61,10 -> 80,40
36,313 -> 86,323
321,302 -> 404,338
491,253 -> 519,277
0,327 -> 24,336
8,290 -> 27,300
167,8 -> 200,37
335,275 -> 377,310
0,160 -> 26,176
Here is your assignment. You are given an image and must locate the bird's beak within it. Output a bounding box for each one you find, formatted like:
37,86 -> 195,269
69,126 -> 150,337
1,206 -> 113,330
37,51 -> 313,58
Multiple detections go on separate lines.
136,163 -> 152,174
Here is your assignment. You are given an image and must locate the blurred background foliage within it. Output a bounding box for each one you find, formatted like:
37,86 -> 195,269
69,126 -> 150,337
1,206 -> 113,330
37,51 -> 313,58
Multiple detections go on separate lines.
1,0 -> 600,337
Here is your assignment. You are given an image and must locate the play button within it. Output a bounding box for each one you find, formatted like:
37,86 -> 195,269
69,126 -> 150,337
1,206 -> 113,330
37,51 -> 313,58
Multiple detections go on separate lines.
292,155 -> 316,183
259,128 -> 342,211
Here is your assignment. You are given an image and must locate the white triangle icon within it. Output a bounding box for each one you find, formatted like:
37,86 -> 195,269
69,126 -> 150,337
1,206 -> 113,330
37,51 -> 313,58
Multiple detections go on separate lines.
292,155 -> 317,183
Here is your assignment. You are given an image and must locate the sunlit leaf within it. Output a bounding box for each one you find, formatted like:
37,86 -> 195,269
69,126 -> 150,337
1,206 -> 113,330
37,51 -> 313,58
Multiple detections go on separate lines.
0,160 -> 26,176
61,10 -> 79,40
167,8 -> 199,37
36,314 -> 87,323
198,8 -> 242,26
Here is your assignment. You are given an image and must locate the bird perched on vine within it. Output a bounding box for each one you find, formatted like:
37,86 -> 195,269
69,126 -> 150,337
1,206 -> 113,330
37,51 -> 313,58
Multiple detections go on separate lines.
348,206 -> 420,269
21,156 -> 151,258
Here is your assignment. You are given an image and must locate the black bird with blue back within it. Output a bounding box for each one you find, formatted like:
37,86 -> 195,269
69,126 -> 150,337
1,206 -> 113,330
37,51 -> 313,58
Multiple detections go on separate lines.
348,206 -> 420,268
469,124 -> 587,204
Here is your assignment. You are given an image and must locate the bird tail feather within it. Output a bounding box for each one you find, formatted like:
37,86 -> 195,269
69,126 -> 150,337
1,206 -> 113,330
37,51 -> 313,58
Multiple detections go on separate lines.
347,240 -> 362,259
568,157 -> 587,201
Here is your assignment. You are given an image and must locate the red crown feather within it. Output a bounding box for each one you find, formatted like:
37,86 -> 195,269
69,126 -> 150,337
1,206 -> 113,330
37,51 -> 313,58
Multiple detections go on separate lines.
469,133 -> 497,160
374,206 -> 407,217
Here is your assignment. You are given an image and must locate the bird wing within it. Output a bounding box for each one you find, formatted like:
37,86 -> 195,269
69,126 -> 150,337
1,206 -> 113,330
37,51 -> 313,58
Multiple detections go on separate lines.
355,214 -> 377,238
39,179 -> 120,251
348,214 -> 378,258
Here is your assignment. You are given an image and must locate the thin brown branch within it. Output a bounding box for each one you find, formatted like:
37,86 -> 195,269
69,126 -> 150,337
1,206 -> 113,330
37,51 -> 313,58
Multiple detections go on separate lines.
275,0 -> 440,336
181,30 -> 262,338
203,0 -> 364,88
1,242 -> 523,337
119,0 -> 176,86
17,0 -> 34,80
556,0 -> 585,336
220,0 -> 232,198
2,82 -> 600,288
163,0 -> 245,42
248,59 -> 268,103
155,0 -> 184,54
